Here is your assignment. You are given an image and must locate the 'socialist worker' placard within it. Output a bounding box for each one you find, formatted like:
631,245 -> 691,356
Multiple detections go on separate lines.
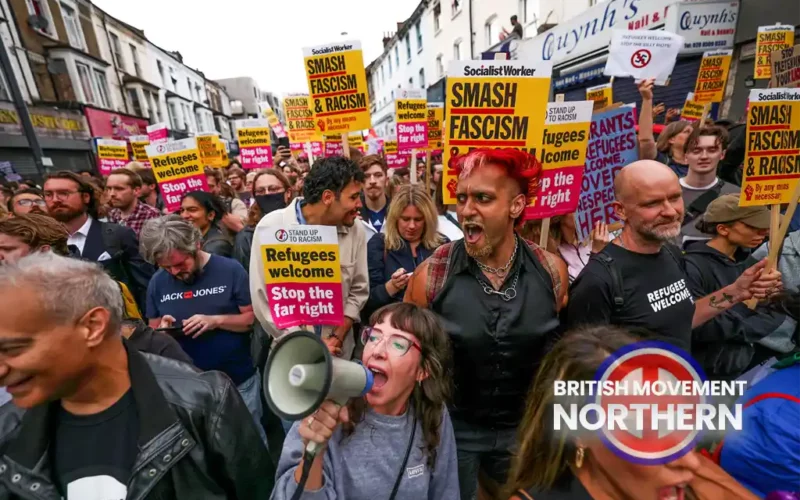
196,133 -> 223,168
236,119 -> 272,169
129,135 -> 150,167
586,83 -> 613,110
96,139 -> 128,176
524,101 -> 593,220
442,59 -> 553,203
755,25 -> 794,80
145,138 -> 208,213
258,225 -> 343,329
395,89 -> 428,150
693,50 -> 732,104
303,40 -> 371,134
284,94 -> 319,143
681,93 -> 706,122
740,88 -> 800,206
427,103 -> 444,150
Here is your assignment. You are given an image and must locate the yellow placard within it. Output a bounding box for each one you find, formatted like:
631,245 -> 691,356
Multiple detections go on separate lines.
261,243 -> 342,284
237,127 -> 271,148
427,103 -> 444,150
586,83 -> 613,110
145,139 -> 204,184
443,60 -> 552,204
681,95 -> 706,122
693,50 -> 733,104
740,89 -> 800,206
348,133 -> 364,151
197,134 -> 223,168
97,142 -> 128,160
384,140 -> 398,155
129,135 -> 149,163
755,25 -> 795,80
284,95 -> 319,143
303,40 -> 371,134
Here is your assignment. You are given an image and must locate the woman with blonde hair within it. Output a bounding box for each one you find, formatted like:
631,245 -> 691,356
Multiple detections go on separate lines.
364,184 -> 446,319
505,326 -> 759,500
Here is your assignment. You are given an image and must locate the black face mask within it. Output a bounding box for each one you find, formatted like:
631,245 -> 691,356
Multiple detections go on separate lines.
255,192 -> 287,216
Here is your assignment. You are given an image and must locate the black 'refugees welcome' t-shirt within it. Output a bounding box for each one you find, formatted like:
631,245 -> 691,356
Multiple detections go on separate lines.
566,243 -> 695,351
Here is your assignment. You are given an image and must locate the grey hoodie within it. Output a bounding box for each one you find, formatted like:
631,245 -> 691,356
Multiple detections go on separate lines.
272,406 -> 460,500
752,230 -> 800,293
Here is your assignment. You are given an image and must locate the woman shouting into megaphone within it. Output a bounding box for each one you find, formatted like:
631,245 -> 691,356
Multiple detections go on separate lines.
272,303 -> 460,500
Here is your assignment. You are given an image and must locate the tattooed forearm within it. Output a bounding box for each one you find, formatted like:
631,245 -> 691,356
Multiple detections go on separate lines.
709,292 -> 735,310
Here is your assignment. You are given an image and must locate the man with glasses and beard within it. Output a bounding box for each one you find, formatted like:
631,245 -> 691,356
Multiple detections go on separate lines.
42,171 -> 153,310
566,160 -> 783,351
6,188 -> 47,216
138,215 -> 266,444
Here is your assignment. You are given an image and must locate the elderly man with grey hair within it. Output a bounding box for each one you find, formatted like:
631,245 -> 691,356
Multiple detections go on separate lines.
0,253 -> 273,499
138,215 -> 266,444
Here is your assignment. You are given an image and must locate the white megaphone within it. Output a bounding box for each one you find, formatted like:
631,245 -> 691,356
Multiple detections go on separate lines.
263,329 -> 373,454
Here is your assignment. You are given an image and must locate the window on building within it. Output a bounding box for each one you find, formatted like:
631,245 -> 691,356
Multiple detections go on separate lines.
394,45 -> 399,67
59,2 -> 85,50
253,86 -> 258,99
436,54 -> 444,77
93,69 -> 110,108
419,68 -> 425,89
520,0 -> 536,23
451,0 -> 461,17
415,23 -> 422,51
0,69 -> 10,101
195,84 -> 203,103
380,65 -> 385,84
433,2 -> 441,32
25,0 -> 56,38
75,62 -> 94,103
391,89 -> 395,101
589,0 -> 598,5
169,67 -> 177,91
147,91 -> 160,122
485,15 -> 498,48
388,57 -> 393,77
127,88 -> 143,116
453,40 -> 462,60
405,35 -> 412,62
129,45 -> 141,76
168,101 -> 181,129
408,77 -> 413,87
157,60 -> 167,87
109,33 -> 124,68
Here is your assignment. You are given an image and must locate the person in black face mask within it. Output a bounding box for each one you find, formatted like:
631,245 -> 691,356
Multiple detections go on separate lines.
233,169 -> 293,272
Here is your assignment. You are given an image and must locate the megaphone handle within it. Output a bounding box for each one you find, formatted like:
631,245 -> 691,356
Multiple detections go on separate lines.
303,395 -> 350,458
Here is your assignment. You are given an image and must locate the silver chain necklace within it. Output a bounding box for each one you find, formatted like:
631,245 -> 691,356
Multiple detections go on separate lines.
476,269 -> 520,301
475,238 -> 518,278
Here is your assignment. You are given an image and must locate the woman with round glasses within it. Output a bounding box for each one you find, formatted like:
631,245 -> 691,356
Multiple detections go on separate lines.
273,302 -> 460,500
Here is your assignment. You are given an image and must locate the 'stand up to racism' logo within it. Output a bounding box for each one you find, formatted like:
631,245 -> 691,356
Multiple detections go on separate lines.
275,229 -> 289,242
593,341 -> 707,465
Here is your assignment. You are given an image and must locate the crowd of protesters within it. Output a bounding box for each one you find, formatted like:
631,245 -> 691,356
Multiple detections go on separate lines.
0,95 -> 797,499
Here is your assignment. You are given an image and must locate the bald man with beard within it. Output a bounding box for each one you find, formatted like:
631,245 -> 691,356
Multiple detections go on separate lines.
565,160 -> 782,351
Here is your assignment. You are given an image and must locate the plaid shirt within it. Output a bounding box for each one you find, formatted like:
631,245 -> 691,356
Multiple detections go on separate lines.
108,201 -> 161,237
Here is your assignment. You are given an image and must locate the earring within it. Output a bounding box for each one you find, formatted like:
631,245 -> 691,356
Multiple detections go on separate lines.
575,447 -> 585,469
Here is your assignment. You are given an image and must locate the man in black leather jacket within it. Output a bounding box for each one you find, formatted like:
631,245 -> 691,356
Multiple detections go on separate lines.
0,252 -> 273,499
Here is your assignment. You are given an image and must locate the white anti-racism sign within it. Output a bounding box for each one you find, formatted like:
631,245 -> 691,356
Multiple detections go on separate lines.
604,30 -> 684,85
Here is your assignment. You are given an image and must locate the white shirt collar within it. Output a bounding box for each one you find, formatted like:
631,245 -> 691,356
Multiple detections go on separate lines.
72,215 -> 93,237
679,177 -> 719,191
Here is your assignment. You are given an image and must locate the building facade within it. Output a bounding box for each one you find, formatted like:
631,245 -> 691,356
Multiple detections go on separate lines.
367,0 -> 591,138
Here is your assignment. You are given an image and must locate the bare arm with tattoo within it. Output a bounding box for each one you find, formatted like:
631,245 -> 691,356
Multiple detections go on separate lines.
692,259 -> 782,328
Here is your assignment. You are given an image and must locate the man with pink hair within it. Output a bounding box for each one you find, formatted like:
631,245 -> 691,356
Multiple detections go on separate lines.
406,148 -> 568,499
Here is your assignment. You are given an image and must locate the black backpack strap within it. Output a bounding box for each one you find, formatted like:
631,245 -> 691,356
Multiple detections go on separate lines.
661,244 -> 685,268
593,250 -> 624,315
682,180 -> 726,228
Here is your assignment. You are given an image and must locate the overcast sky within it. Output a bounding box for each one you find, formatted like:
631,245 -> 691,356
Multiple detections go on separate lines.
93,0 -> 420,96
